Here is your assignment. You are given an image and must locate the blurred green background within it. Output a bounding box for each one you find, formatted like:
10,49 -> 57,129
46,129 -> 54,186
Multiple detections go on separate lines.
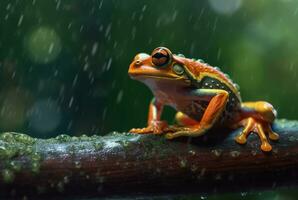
0,0 -> 298,199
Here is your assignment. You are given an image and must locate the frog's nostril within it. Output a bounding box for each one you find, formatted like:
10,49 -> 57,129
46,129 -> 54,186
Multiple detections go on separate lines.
135,60 -> 142,66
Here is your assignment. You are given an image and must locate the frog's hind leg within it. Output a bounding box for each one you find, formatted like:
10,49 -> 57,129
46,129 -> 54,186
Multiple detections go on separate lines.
234,101 -> 279,152
175,112 -> 199,126
166,89 -> 229,139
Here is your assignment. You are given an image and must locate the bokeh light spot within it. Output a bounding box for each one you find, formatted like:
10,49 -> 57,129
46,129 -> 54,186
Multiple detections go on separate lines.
27,99 -> 61,134
25,26 -> 62,64
0,89 -> 27,129
208,0 -> 242,15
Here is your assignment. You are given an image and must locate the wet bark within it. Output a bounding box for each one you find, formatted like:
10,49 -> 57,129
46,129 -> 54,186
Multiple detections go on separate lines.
0,119 -> 298,199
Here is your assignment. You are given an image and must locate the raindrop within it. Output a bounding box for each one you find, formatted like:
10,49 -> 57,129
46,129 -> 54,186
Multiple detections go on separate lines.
56,0 -> 61,10
105,23 -> 112,38
67,23 -> 72,29
142,5 -> 147,12
48,43 -> 54,54
68,97 -> 74,108
17,14 -> 24,26
116,90 -> 123,104
83,62 -> 89,71
91,42 -> 98,56
131,26 -> 136,40
106,58 -> 112,71
217,48 -> 221,60
6,3 -> 11,10
72,74 -> 78,87
172,10 -> 178,22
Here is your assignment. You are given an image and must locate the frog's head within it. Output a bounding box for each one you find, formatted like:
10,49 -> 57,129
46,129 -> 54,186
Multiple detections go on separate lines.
128,47 -> 197,87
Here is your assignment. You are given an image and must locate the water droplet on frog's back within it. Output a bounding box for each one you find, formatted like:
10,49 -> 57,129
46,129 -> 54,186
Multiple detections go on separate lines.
177,53 -> 185,58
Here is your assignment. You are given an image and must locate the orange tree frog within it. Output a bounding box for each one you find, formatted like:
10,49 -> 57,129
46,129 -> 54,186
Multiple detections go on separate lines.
128,47 -> 279,152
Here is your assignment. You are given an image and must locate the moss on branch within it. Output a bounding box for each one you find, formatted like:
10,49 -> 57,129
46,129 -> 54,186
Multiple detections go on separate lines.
0,119 -> 298,198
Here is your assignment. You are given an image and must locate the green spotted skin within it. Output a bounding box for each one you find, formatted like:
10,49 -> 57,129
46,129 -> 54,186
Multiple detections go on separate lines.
184,75 -> 242,125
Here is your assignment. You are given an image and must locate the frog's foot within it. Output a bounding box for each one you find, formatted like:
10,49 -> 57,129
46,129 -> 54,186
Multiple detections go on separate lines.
234,117 -> 279,152
129,120 -> 168,135
165,125 -> 210,139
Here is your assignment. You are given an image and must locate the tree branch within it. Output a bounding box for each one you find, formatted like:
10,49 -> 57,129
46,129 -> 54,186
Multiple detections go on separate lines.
0,119 -> 298,198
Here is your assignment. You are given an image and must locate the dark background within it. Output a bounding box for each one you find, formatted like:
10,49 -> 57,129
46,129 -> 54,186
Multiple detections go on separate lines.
0,0 -> 297,199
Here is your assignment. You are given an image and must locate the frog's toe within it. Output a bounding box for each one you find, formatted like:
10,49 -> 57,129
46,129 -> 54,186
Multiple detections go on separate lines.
261,142 -> 272,152
266,125 -> 279,141
165,128 -> 191,139
165,126 -> 207,139
234,134 -> 247,144
129,127 -> 153,134
234,118 -> 254,144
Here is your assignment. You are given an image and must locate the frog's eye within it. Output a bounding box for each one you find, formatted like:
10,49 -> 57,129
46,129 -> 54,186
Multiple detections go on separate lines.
151,47 -> 172,67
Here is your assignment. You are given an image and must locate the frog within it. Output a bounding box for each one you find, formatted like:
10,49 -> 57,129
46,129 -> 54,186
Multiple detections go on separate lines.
128,47 -> 279,152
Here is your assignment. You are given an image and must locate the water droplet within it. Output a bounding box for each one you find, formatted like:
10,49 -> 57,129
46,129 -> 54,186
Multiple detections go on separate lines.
188,150 -> 196,156
190,165 -> 198,172
55,134 -> 71,142
211,149 -> 222,157
230,151 -> 240,157
75,161 -> 81,169
215,173 -> 222,180
63,176 -> 69,184
31,161 -> 40,173
200,168 -> 206,176
214,66 -> 221,71
2,169 -> 15,183
10,161 -> 21,172
57,181 -> 64,192
241,192 -> 247,197
179,159 -> 187,168
251,150 -> 257,156
289,135 -> 296,142
197,59 -> 205,63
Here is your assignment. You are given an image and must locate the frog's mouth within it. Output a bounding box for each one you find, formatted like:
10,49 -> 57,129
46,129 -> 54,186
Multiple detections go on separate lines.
128,65 -> 184,80
129,73 -> 183,80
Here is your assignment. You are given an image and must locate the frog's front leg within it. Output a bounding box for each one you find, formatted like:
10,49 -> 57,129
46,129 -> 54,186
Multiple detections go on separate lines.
130,98 -> 168,134
165,89 -> 229,139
